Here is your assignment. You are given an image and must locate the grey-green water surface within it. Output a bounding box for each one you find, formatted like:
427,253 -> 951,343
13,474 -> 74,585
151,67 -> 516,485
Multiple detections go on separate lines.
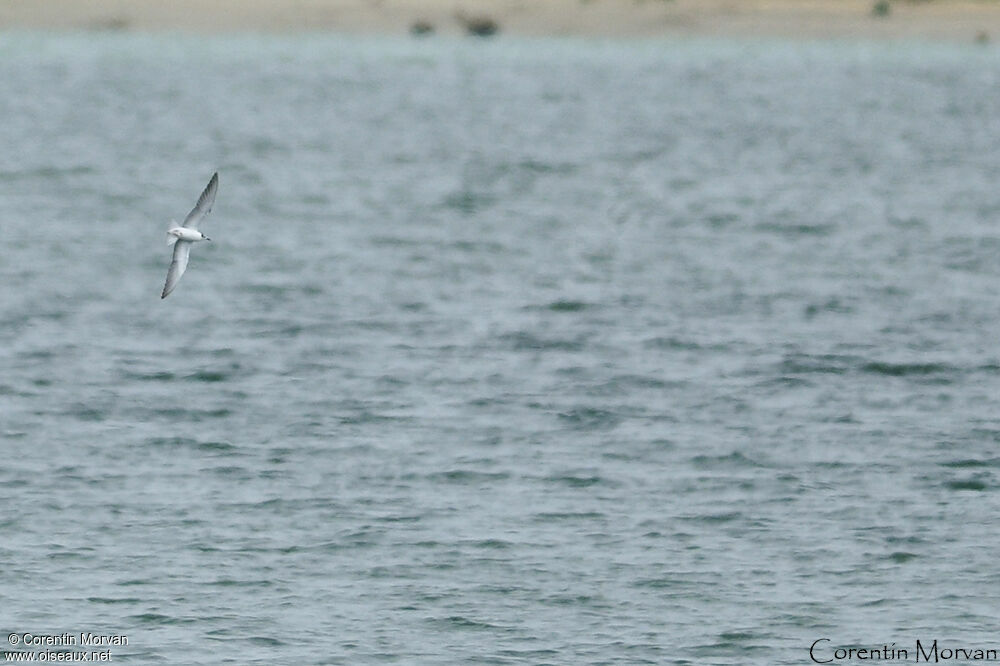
3,33 -> 1000,664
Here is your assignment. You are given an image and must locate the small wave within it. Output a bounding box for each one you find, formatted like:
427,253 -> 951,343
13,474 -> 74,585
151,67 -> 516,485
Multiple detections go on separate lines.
142,407 -> 233,420
145,437 -> 236,453
497,331 -> 585,352
426,470 -> 511,484
463,539 -> 512,549
803,298 -> 854,318
428,615 -> 503,631
643,336 -> 721,351
128,613 -> 185,625
532,511 -> 605,522
861,361 -> 952,377
187,369 -> 231,382
778,354 -> 959,379
375,514 -> 422,523
779,353 -> 860,375
0,164 -> 95,181
546,300 -> 591,312
939,458 -> 1000,469
630,576 -> 695,590
441,190 -> 496,214
368,234 -> 423,248
248,636 -> 286,647
944,478 -> 989,491
754,221 -> 835,236
689,451 -> 766,469
65,404 -> 106,422
517,158 -> 578,175
449,239 -> 506,254
118,370 -> 176,382
541,473 -> 610,488
557,407 -> 622,429
888,552 -> 919,563
207,578 -> 274,588
679,511 -> 743,524
207,465 -> 251,478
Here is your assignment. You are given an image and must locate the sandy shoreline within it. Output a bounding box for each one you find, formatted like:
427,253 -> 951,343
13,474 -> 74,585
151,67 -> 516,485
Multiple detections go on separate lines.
2,0 -> 1000,41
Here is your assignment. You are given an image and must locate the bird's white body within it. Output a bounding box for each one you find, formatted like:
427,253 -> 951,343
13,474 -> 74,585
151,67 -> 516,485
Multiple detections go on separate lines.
161,172 -> 219,299
166,226 -> 209,245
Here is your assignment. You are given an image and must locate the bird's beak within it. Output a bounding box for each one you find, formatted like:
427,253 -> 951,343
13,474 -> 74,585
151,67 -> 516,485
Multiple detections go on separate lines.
205,237 -> 212,241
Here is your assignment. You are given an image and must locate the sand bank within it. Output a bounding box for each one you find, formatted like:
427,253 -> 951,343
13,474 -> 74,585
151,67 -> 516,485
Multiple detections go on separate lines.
1,0 -> 1000,41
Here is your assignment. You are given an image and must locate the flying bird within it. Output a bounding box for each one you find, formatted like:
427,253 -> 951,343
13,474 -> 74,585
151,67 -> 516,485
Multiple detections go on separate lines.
162,172 -> 218,299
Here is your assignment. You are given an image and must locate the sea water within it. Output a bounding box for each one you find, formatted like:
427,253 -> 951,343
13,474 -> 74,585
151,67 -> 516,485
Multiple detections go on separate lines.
2,32 -> 1000,664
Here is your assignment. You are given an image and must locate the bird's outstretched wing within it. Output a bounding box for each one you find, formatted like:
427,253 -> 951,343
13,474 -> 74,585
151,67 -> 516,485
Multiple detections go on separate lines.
161,240 -> 192,299
182,172 -> 219,230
